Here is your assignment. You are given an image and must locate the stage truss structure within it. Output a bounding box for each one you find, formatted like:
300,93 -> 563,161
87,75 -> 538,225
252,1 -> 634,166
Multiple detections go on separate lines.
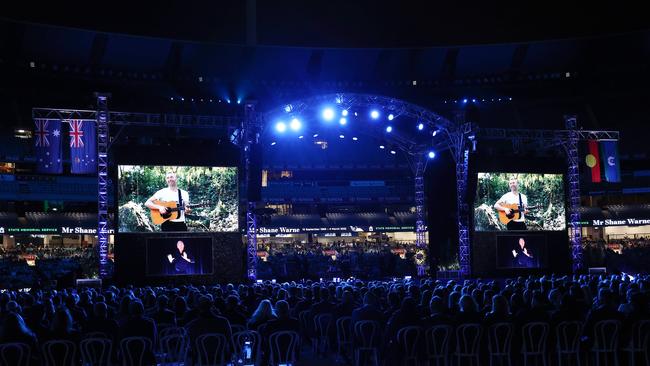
32,104 -> 243,279
32,92 -> 620,280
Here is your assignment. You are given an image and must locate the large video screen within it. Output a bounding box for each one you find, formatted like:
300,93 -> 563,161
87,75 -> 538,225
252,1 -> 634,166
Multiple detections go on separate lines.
496,234 -> 546,269
146,237 -> 213,276
118,165 -> 238,233
474,173 -> 565,231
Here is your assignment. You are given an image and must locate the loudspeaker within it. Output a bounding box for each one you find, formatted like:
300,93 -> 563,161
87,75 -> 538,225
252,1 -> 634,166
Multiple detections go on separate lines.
76,278 -> 102,288
588,267 -> 607,275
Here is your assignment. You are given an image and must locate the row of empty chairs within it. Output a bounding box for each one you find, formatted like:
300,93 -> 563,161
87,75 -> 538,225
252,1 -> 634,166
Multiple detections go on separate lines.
294,316 -> 649,366
0,329 -> 301,366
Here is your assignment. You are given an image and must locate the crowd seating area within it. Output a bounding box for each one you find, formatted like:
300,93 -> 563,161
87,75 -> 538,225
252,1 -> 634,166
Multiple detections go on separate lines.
0,274 -> 648,365
0,247 -> 98,289
257,240 -> 419,280
583,237 -> 650,273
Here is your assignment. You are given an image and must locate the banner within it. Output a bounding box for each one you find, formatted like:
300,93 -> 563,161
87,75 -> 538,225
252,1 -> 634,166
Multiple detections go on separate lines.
68,120 -> 97,174
600,141 -> 621,182
584,140 -> 602,183
34,119 -> 63,174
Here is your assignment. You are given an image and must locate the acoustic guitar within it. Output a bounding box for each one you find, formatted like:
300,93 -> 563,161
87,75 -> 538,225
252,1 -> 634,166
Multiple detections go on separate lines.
497,204 -> 539,225
149,200 -> 209,225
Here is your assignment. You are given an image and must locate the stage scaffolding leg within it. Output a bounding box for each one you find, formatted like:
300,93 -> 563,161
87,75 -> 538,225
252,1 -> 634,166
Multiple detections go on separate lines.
456,148 -> 471,277
244,102 -> 258,281
96,93 -> 110,278
446,111 -> 474,278
565,115 -> 583,273
414,157 -> 428,276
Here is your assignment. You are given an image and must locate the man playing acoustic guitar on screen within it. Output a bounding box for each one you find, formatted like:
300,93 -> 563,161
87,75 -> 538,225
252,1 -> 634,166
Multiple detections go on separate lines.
145,171 -> 192,231
494,177 -> 529,230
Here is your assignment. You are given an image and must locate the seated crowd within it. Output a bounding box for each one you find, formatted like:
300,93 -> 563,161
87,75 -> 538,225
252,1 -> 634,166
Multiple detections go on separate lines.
583,237 -> 650,273
0,273 -> 648,365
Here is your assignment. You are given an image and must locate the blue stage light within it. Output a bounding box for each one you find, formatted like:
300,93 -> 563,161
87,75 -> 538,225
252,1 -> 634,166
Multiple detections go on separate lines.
271,141 -> 277,146
284,105 -> 292,113
181,97 -> 185,101
352,137 -> 358,141
462,99 -> 468,104
390,150 -> 396,155
471,98 -> 476,103
388,114 -> 394,121
313,133 -> 319,138
379,145 -> 385,149
428,151 -> 436,159
339,134 -> 345,139
342,109 -> 349,117
298,135 -> 304,139
237,99 -> 241,104
417,123 -> 424,131
170,97 -> 174,101
339,117 -> 347,125
386,126 -> 393,133
227,99 -> 231,104
322,108 -> 335,121
275,122 -> 287,133
290,118 -> 301,131
370,110 -> 380,119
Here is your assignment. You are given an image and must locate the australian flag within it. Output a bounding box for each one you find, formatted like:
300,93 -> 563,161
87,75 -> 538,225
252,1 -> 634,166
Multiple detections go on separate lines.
34,119 -> 63,174
68,119 -> 97,174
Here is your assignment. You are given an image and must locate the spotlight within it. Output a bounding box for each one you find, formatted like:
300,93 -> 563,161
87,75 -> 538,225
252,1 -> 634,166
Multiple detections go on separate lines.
322,108 -> 335,121
170,97 -> 174,101
298,135 -> 304,139
509,97 -> 512,101
339,134 -> 345,139
386,126 -> 393,133
284,105 -> 292,113
462,99 -> 468,104
428,151 -> 436,159
354,112 -> 358,116
181,97 -> 185,101
237,99 -> 241,104
390,150 -> 396,155
471,98 -> 476,103
227,99 -> 231,104
417,123 -> 424,131
352,137 -> 358,141
271,141 -> 277,146
339,117 -> 347,125
432,130 -> 439,137
313,133 -> 319,138
379,145 -> 385,149
275,122 -> 287,133
290,118 -> 301,131
342,109 -> 349,117
388,114 -> 394,121
370,110 -> 380,119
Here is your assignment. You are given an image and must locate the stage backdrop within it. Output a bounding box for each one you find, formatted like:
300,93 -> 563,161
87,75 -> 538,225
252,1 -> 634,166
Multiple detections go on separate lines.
114,233 -> 244,285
